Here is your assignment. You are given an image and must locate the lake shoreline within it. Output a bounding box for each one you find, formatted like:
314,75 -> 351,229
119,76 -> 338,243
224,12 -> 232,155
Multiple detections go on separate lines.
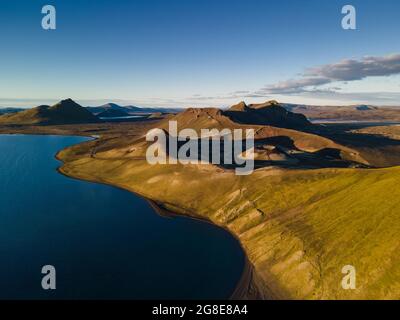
50,138 -> 262,300
0,132 -> 249,299
146,200 -> 262,300
56,149 -> 263,300
0,128 -> 270,299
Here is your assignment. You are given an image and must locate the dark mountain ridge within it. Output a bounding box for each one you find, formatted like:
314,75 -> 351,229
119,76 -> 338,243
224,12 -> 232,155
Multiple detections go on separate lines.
224,100 -> 312,129
0,107 -> 26,115
87,103 -> 181,115
97,108 -> 130,118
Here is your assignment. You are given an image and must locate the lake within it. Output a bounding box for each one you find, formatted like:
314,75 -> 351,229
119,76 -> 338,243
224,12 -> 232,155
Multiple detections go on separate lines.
0,135 -> 244,299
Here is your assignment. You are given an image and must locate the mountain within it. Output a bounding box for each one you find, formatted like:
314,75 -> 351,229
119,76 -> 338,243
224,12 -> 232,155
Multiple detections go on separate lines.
160,107 -> 236,132
281,103 -> 400,122
161,100 -> 311,132
87,103 -> 142,115
156,101 -> 366,166
0,99 -> 100,125
97,108 -> 130,118
87,103 -> 181,115
0,107 -> 25,115
225,100 -> 312,129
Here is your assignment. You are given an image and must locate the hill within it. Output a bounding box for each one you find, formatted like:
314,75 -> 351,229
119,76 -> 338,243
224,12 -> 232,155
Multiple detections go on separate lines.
97,108 -> 130,118
160,101 -> 311,131
0,107 -> 25,115
225,100 -> 311,129
0,99 -> 100,125
159,107 -> 237,132
282,103 -> 400,122
87,103 -> 181,115
155,102 -> 366,167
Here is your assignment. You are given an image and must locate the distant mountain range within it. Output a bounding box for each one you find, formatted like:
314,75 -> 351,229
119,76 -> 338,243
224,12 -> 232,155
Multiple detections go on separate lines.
0,99 -> 99,125
0,107 -> 26,115
280,103 -> 400,122
2,99 -> 400,125
0,99 -> 183,125
86,103 -> 181,115
97,108 -> 131,118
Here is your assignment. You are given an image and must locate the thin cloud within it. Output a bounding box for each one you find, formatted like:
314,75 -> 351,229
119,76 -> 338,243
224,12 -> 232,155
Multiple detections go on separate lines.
259,78 -> 331,94
230,90 -> 250,94
306,54 -> 400,81
259,53 -> 400,94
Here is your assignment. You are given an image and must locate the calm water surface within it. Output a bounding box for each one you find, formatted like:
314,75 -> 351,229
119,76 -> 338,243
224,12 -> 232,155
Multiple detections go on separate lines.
0,135 -> 244,299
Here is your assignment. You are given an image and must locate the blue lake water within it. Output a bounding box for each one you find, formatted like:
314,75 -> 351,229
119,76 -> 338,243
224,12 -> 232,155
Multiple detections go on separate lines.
0,135 -> 244,299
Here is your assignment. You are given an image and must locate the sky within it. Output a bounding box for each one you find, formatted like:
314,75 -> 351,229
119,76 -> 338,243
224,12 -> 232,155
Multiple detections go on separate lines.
0,0 -> 400,108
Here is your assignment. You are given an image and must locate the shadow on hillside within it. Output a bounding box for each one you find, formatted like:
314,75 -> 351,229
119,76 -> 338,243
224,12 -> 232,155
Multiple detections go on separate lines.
162,134 -> 365,171
313,123 -> 400,148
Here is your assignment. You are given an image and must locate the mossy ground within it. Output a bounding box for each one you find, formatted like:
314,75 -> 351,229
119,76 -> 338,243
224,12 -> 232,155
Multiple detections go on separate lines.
58,138 -> 400,299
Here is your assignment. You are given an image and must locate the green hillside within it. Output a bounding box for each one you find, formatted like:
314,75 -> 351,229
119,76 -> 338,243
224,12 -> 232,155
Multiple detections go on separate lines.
0,99 -> 99,125
57,134 -> 400,299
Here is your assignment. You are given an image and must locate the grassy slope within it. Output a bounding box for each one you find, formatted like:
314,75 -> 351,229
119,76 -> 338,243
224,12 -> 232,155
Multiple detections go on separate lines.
58,139 -> 400,300
0,99 -> 99,125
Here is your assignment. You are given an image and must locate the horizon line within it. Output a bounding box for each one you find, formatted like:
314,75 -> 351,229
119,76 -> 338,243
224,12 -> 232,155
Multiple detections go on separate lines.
1,97 -> 400,109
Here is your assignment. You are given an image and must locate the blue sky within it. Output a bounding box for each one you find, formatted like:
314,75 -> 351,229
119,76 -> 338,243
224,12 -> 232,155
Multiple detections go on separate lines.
1,0 -> 400,107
